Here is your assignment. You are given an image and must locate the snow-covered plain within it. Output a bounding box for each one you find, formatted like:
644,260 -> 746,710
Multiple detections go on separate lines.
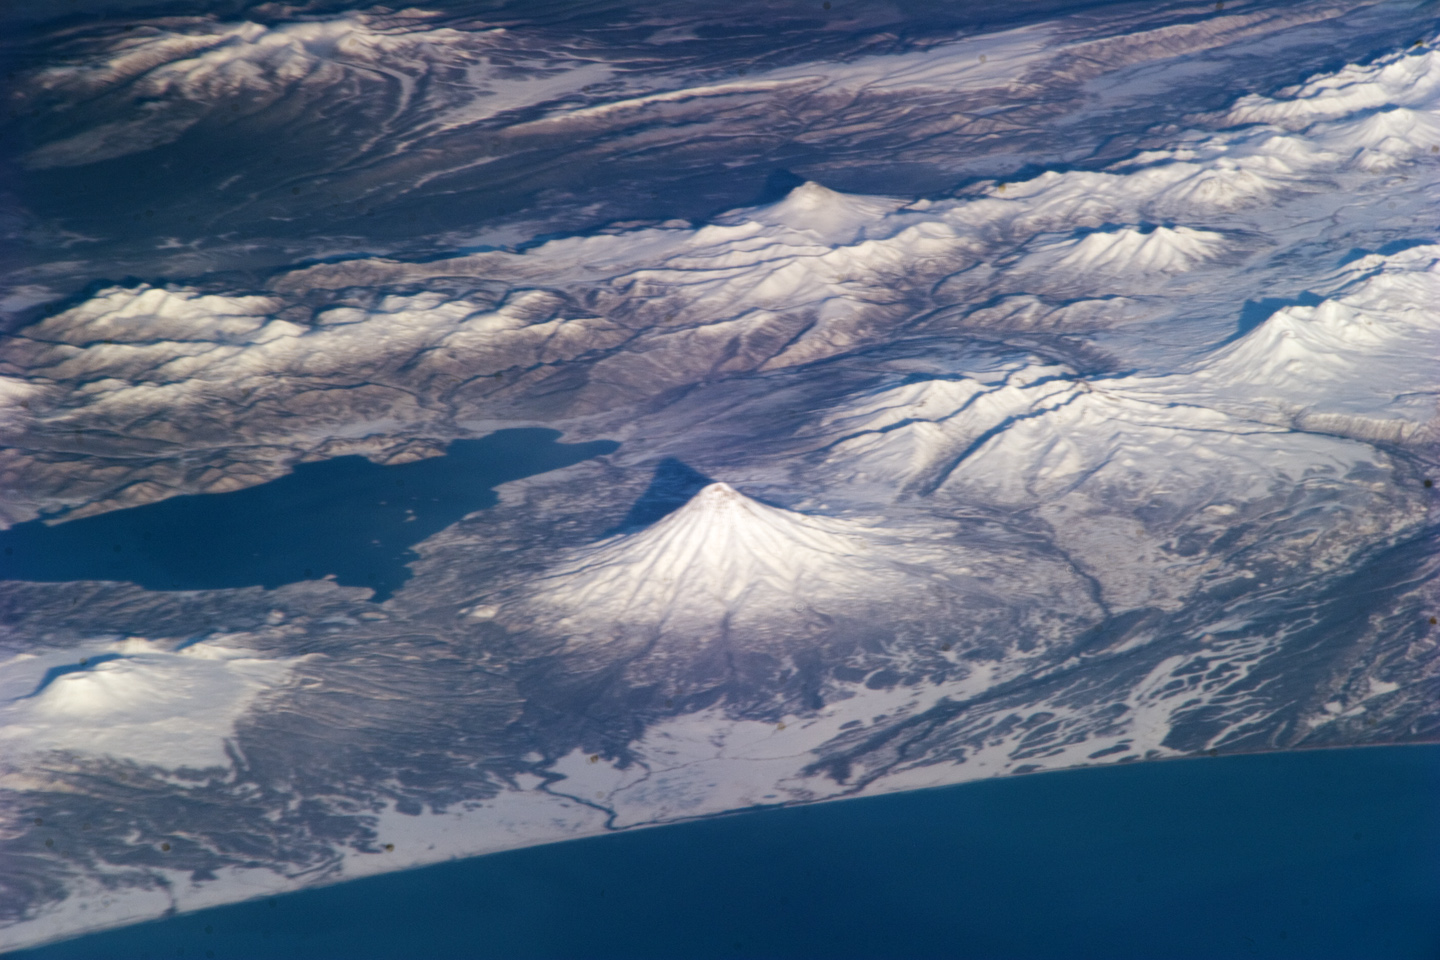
2,0 -> 1439,951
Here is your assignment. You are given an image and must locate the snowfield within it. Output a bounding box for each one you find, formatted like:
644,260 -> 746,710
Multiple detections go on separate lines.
1,0 -> 1438,951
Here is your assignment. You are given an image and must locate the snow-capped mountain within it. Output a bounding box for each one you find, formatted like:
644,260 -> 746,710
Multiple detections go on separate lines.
1023,224 -> 1227,277
531,483 -> 877,627
2,0 -> 1439,951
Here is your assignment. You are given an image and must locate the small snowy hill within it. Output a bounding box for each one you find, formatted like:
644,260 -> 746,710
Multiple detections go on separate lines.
935,387 -> 1361,506
1179,243 -> 1440,439
1150,158 -> 1281,212
1024,224 -> 1226,277
805,357 -> 1418,612
531,483 -> 880,626
1225,46 -> 1440,128
0,640 -> 296,769
725,181 -> 909,244
819,369 -> 1076,491
820,369 -> 1370,511
1322,106 -> 1440,156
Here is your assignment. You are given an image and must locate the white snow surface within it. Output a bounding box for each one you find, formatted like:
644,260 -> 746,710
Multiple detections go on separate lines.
0,638 -> 300,770
1023,224 -> 1227,276
2,9 -> 1440,953
10,38 -> 1440,522
11,32 -> 1439,523
529,483 -> 890,628
18,13 -> 612,170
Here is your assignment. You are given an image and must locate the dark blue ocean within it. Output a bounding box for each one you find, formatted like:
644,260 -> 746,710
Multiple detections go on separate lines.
10,744 -> 1440,960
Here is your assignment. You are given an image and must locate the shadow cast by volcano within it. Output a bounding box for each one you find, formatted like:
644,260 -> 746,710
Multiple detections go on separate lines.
606,457 -> 715,535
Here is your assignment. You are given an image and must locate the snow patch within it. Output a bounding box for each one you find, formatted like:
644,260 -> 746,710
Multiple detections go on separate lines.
1225,45 -> 1440,129
1026,225 -> 1227,276
0,639 -> 301,770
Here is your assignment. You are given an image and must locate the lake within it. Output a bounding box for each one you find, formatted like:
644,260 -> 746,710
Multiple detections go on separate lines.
0,429 -> 619,602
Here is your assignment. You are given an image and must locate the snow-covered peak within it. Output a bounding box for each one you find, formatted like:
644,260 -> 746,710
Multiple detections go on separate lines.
1026,224 -> 1226,277
1181,243 -> 1440,434
0,641 -> 297,769
1225,44 -> 1440,128
1322,106 -> 1440,152
1150,158 -> 1281,212
690,480 -> 737,500
27,285 -> 279,345
531,482 -> 876,627
743,182 -> 907,243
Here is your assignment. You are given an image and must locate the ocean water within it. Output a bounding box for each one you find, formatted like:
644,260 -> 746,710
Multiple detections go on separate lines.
10,744 -> 1439,960
0,429 -> 618,602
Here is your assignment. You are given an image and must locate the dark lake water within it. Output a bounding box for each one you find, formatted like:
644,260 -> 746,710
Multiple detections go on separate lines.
10,745 -> 1439,960
0,429 -> 618,601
